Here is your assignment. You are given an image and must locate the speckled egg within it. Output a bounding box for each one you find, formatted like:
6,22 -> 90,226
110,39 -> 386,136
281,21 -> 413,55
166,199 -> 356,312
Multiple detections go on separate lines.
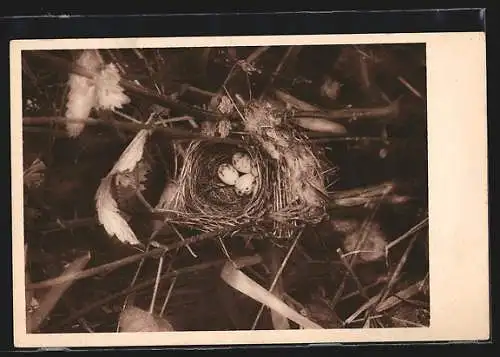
232,152 -> 252,174
234,173 -> 255,196
217,163 -> 239,186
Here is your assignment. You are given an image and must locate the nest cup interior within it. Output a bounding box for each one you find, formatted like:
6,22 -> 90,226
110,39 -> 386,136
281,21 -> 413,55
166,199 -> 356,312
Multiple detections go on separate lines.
185,142 -> 264,216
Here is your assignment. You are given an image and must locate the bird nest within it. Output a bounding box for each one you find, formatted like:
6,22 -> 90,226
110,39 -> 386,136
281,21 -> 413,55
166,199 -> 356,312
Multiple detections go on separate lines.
164,100 -> 333,240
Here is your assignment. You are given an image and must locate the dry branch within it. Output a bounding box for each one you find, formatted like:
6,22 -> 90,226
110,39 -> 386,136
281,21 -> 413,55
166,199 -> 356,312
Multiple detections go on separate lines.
23,116 -> 241,145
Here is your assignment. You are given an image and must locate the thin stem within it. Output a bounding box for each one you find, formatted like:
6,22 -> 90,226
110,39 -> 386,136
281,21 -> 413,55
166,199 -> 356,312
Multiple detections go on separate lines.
251,229 -> 303,329
52,254 -> 262,329
386,217 -> 429,251
170,224 -> 197,258
363,233 -> 420,325
149,255 -> 165,314
159,276 -> 177,318
337,248 -> 369,300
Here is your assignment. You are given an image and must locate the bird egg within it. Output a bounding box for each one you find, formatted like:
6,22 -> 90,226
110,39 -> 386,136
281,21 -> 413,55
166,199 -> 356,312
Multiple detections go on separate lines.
232,152 -> 252,174
217,163 -> 239,186
234,173 -> 255,196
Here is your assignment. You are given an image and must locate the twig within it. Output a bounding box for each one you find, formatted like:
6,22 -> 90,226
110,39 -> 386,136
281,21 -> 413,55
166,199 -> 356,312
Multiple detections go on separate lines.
339,277 -> 387,302
329,181 -> 395,208
337,248 -> 369,300
259,46 -> 298,100
112,109 -> 143,124
28,216 -> 98,233
343,280 -> 423,326
116,224 -> 175,332
362,232 -> 420,325
159,276 -> 177,318
27,227 -> 237,290
246,46 -> 271,64
170,224 -> 198,258
251,229 -> 303,329
182,84 -> 216,98
359,53 -> 371,90
156,116 -> 195,124
27,249 -> 162,290
293,98 -> 401,122
274,89 -> 321,111
149,255 -> 165,314
27,252 -> 91,332
52,254 -> 262,329
391,316 -> 426,327
214,46 -> 270,100
385,216 -> 429,251
330,197 -> 385,308
397,76 -> 423,99
23,116 -> 241,145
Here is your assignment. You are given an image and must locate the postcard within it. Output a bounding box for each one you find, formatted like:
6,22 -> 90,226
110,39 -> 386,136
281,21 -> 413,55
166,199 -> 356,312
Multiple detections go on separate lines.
11,32 -> 489,348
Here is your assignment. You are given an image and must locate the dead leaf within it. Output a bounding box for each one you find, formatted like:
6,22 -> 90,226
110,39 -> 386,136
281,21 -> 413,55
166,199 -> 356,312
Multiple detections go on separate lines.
118,305 -> 174,332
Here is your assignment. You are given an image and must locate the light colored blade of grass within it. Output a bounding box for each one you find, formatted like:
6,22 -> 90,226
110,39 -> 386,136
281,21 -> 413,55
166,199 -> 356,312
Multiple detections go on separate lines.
375,280 -> 424,313
220,261 -> 322,329
26,252 -> 91,333
344,280 -> 424,325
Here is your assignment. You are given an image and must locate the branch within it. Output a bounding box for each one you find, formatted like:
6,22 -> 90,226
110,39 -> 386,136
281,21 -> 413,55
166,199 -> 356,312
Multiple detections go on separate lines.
23,116 -> 242,145
26,226 -> 237,290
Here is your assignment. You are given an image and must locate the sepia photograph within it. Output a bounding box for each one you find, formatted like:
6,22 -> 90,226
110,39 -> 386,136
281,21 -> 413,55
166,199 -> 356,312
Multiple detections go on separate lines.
11,33 -> 488,347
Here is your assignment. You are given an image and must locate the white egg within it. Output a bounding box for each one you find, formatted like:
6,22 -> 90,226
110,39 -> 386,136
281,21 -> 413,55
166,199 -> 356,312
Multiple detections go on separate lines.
217,163 -> 239,186
234,173 -> 255,196
232,152 -> 252,174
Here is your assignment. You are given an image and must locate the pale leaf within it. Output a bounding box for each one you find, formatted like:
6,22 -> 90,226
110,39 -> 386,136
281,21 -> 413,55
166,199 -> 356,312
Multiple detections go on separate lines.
95,175 -> 141,245
114,160 -> 151,192
23,158 -> 46,190
65,50 -> 103,137
320,76 -> 341,100
217,119 -> 231,138
217,95 -> 234,114
95,63 -> 130,110
220,262 -> 322,329
118,305 -> 174,332
156,180 -> 179,210
110,129 -> 151,175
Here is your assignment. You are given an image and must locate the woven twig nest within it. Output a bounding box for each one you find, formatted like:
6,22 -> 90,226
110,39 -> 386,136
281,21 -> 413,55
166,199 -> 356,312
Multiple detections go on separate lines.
163,100 -> 333,240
